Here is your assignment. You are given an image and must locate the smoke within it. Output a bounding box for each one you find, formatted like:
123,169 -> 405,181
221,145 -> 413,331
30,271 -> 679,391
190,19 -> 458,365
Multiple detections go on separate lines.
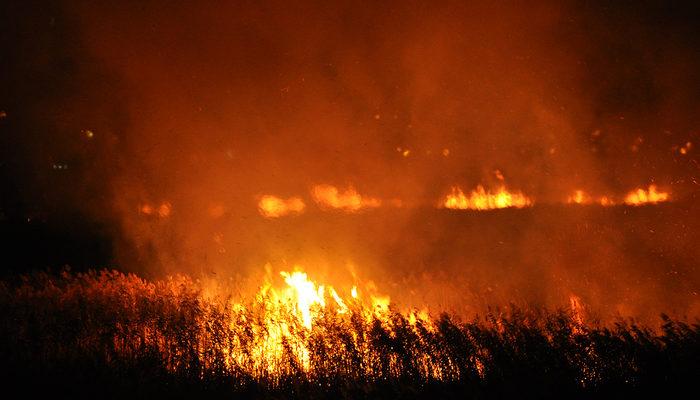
2,0 -> 699,319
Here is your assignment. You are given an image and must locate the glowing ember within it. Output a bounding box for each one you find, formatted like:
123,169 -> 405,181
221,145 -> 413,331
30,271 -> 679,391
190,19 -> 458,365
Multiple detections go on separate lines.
139,202 -> 172,217
567,190 -> 617,206
258,195 -> 305,218
139,204 -> 153,215
158,202 -> 172,217
624,185 -> 669,206
442,185 -> 533,210
311,184 -> 381,211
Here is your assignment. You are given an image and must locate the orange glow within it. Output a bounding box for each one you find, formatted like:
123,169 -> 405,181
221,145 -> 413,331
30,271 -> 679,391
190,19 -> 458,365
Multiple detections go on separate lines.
158,202 -> 172,218
567,190 -> 588,204
442,185 -> 533,210
258,195 -> 305,218
311,184 -> 381,211
567,190 -> 617,206
139,204 -> 153,215
139,202 -> 171,217
624,185 -> 669,205
208,204 -> 226,218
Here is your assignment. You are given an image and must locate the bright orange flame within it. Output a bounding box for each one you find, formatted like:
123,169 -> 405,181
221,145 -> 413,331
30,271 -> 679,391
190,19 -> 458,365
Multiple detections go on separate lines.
258,195 -> 305,218
311,184 -> 381,211
624,185 -> 669,206
442,185 -> 533,210
567,190 -> 588,204
567,191 -> 616,206
242,266 -> 394,371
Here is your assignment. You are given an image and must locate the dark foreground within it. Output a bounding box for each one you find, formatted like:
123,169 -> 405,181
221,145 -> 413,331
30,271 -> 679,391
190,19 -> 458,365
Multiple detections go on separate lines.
0,270 -> 698,399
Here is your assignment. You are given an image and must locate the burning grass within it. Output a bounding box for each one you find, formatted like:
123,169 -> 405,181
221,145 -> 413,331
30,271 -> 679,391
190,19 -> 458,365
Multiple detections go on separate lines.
0,269 -> 698,398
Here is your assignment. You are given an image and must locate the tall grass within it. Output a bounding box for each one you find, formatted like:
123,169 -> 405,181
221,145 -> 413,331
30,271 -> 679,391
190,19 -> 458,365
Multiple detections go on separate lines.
0,269 -> 697,398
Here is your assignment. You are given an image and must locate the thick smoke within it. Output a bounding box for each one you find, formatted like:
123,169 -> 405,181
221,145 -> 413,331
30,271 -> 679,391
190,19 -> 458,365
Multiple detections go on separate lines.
2,0 -> 699,320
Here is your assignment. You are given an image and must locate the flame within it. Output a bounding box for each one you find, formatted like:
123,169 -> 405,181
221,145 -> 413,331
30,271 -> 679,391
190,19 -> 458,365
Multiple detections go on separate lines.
236,266 -> 395,371
567,191 -> 616,206
139,202 -> 171,217
158,202 -> 172,217
311,184 -> 381,211
258,195 -> 305,218
624,185 -> 669,206
442,185 -> 533,210
139,204 -> 153,215
567,190 -> 588,204
568,187 -> 670,207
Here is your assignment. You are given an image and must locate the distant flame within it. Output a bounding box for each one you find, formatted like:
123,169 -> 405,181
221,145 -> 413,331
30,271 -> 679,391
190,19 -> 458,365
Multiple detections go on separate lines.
443,185 -> 533,210
567,190 -> 588,205
311,184 -> 381,211
624,185 -> 669,206
258,195 -> 305,218
139,202 -> 171,218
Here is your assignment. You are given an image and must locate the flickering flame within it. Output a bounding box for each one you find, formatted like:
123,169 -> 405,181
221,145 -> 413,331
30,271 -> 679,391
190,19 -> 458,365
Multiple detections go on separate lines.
567,190 -> 588,205
158,202 -> 172,218
139,204 -> 153,215
442,185 -> 533,210
258,195 -> 305,218
567,191 -> 616,206
311,184 -> 381,211
624,185 -> 669,206
568,187 -> 671,207
237,266 -> 396,371
139,202 -> 172,217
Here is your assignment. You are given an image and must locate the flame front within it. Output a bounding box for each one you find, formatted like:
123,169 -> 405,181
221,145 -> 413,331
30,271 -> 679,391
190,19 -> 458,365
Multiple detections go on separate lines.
443,185 -> 533,210
311,184 -> 381,211
624,185 -> 669,205
258,195 -> 306,218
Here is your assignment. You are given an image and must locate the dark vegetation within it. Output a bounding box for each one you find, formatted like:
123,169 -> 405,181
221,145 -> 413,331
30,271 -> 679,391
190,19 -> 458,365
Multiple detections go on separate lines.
0,269 -> 698,399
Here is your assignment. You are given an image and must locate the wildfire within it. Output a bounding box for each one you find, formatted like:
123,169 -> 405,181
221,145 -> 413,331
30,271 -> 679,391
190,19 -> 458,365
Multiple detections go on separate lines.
442,185 -> 533,210
258,195 -> 305,218
567,191 -> 616,206
567,190 -> 589,205
311,184 -> 381,211
139,202 -> 172,217
624,185 -> 669,206
567,186 -> 670,206
233,266 -> 399,372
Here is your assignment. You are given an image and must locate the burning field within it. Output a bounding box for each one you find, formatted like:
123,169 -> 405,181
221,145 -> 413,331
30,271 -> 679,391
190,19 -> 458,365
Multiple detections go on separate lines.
2,0 -> 700,398
2,268 -> 698,398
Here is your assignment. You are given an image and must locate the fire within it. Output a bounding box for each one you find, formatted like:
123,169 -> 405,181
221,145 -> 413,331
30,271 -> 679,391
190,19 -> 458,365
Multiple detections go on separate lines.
567,190 -> 588,205
258,195 -> 305,218
567,191 -> 617,206
624,185 -> 669,206
231,266 -> 396,372
442,185 -> 533,210
311,184 -> 381,211
158,202 -> 172,217
280,271 -> 329,328
139,202 -> 172,217
567,186 -> 670,206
